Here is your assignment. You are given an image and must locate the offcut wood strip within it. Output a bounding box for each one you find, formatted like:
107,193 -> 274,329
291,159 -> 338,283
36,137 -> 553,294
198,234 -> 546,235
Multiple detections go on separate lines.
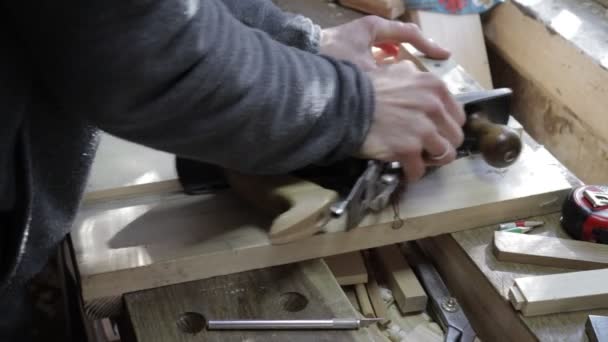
375,245 -> 427,313
493,231 -> 608,270
362,251 -> 390,325
508,268 -> 608,316
408,10 -> 493,90
339,0 -> 405,19
354,283 -> 375,318
324,251 -> 369,286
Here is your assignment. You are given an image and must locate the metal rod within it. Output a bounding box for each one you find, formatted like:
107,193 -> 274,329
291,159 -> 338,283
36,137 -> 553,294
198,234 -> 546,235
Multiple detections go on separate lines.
207,319 -> 363,330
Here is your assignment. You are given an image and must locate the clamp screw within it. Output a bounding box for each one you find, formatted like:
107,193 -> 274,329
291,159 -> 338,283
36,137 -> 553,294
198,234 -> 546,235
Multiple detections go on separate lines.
441,297 -> 459,313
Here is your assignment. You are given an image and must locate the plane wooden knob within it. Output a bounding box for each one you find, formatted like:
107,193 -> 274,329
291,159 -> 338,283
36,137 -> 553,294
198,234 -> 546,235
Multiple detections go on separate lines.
465,112 -> 522,168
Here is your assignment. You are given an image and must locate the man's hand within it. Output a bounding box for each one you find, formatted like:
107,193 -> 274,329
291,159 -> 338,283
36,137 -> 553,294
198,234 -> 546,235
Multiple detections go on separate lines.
320,16 -> 450,71
360,62 -> 466,182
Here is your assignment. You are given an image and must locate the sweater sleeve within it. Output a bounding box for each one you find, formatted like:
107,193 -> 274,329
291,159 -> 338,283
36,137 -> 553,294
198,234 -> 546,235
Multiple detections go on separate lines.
219,0 -> 322,53
10,0 -> 374,174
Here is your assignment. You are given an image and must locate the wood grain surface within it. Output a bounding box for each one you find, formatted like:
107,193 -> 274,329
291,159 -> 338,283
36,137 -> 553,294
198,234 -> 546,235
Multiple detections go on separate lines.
325,251 -> 369,286
123,259 -> 383,342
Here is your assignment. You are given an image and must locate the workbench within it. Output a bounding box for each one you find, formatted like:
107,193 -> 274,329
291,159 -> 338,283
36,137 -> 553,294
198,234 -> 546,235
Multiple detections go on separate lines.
66,1 -> 607,341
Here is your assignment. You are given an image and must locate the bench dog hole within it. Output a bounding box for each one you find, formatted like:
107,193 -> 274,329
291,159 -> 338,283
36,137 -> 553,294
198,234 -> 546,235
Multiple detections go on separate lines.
177,312 -> 206,334
279,292 -> 308,312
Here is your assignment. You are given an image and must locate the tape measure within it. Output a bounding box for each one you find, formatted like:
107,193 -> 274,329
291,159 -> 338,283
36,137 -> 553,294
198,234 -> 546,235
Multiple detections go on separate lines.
561,185 -> 608,244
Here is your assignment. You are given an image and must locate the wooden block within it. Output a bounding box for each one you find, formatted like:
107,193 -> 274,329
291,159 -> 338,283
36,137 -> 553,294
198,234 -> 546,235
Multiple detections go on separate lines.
408,10 -> 493,89
123,259 -> 376,341
587,315 -> 608,342
339,0 -> 405,19
508,268 -> 608,316
324,251 -> 368,286
355,283 -> 375,318
493,231 -> 608,270
375,245 -> 427,313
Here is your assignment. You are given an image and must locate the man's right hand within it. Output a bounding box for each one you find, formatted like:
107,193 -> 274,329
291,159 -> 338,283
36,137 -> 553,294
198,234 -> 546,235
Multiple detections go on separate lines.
360,61 -> 466,182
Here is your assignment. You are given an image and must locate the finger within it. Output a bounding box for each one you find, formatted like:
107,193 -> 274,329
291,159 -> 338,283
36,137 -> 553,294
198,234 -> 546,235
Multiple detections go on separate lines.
401,154 -> 426,183
411,91 -> 463,148
370,19 -> 451,60
442,91 -> 467,128
423,134 -> 456,165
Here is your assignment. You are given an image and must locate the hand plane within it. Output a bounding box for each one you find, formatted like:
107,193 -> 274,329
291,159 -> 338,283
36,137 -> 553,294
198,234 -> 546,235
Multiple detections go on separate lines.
175,87 -> 522,245
325,87 -> 522,230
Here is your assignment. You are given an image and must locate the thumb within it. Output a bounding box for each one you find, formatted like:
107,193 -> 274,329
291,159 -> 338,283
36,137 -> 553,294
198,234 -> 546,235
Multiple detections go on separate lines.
371,18 -> 451,60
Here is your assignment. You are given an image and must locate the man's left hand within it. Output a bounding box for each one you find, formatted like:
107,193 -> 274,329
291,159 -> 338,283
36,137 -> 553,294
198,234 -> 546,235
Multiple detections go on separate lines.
319,16 -> 450,71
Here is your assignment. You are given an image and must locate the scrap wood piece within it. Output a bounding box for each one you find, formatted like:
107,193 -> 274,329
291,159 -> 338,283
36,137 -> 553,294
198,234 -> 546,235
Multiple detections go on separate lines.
362,251 -> 390,325
338,0 -> 405,19
493,230 -> 608,270
325,251 -> 369,286
375,245 -> 427,313
354,283 -> 375,318
508,268 -> 608,316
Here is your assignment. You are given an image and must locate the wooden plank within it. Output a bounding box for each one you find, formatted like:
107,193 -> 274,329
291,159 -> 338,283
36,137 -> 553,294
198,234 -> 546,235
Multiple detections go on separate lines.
484,0 -> 608,183
509,268 -> 608,317
123,259 -> 379,341
74,142 -> 571,319
355,283 -> 375,318
338,0 -> 405,19
493,230 -> 608,270
324,251 -> 368,286
408,10 -> 493,90
72,49 -> 572,319
374,245 -> 427,314
450,213 -> 608,341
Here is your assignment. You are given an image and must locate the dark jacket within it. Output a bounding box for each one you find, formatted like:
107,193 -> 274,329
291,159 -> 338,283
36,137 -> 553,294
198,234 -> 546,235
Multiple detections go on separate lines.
0,0 -> 373,337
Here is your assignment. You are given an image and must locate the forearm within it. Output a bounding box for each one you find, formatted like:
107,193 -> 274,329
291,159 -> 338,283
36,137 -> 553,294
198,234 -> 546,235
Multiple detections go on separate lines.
220,0 -> 321,52
10,0 -> 373,174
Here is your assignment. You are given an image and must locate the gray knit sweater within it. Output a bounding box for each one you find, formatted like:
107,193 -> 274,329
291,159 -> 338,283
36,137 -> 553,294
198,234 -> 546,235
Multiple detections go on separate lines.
0,0 -> 373,337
